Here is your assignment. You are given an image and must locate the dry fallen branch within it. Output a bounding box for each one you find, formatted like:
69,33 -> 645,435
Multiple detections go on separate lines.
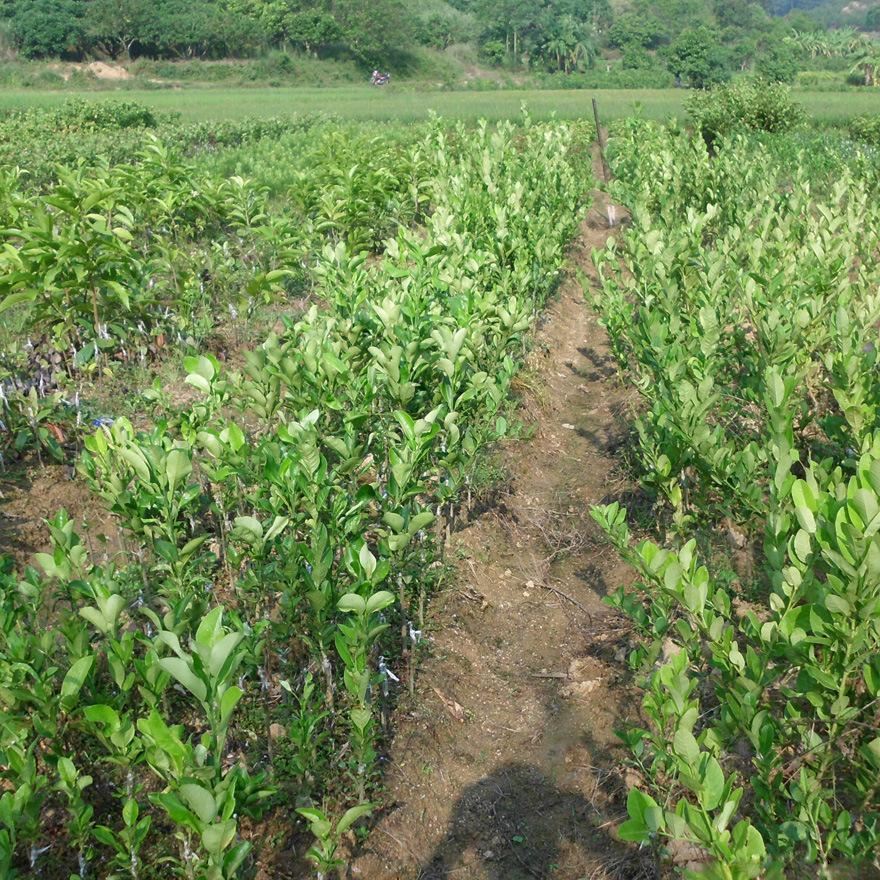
531,578 -> 593,618
431,686 -> 466,722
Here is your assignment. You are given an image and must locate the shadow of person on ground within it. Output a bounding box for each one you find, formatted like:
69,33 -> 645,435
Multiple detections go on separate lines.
418,761 -> 648,880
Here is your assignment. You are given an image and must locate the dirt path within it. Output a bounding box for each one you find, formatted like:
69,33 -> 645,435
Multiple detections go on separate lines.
353,168 -> 652,880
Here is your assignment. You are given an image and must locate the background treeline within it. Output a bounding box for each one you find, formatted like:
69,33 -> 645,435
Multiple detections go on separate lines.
0,0 -> 878,85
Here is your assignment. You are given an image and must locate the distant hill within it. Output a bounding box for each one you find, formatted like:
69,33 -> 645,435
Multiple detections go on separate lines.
766,0 -> 878,28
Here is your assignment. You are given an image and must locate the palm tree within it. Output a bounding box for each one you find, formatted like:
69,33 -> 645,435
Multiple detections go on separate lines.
784,30 -> 828,59
830,27 -> 864,54
851,43 -> 880,85
787,27 -> 880,84
570,35 -> 598,71
544,35 -> 569,71
539,13 -> 598,74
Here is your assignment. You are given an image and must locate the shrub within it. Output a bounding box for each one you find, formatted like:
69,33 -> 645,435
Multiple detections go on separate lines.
849,114 -> 880,145
479,39 -> 506,65
535,67 -> 675,89
595,121 -> 880,876
0,98 -> 168,133
847,70 -> 868,86
621,45 -> 654,70
795,69 -> 849,89
755,44 -> 799,84
51,98 -> 163,129
686,79 -> 805,148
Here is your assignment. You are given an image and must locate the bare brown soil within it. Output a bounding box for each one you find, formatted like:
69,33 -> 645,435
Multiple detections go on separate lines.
46,61 -> 133,82
351,171 -> 652,880
87,61 -> 132,81
0,461 -> 120,565
0,299 -> 305,569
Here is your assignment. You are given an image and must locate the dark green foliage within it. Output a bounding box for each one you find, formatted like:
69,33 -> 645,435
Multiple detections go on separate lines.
713,0 -> 770,31
621,44 -> 654,69
479,38 -> 506,63
536,66 -> 675,88
608,13 -> 666,49
849,113 -> 880,144
84,0 -> 152,59
414,4 -> 478,50
284,9 -> 341,54
9,0 -> 84,59
328,0 -> 414,65
756,42 -> 799,81
666,25 -> 730,88
686,78 -> 805,147
469,0 -> 608,68
139,0 -> 265,59
6,0 -> 263,59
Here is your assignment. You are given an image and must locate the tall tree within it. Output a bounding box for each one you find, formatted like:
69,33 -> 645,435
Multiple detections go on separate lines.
139,0 -> 263,58
850,41 -> 880,84
10,0 -> 85,58
538,12 -> 597,71
284,8 -> 340,54
85,0 -> 152,58
474,0 -> 542,61
328,0 -> 414,64
608,14 -> 666,49
666,24 -> 729,87
225,0 -> 290,45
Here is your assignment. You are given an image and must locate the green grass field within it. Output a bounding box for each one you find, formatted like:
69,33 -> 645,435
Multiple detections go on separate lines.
0,85 -> 877,122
